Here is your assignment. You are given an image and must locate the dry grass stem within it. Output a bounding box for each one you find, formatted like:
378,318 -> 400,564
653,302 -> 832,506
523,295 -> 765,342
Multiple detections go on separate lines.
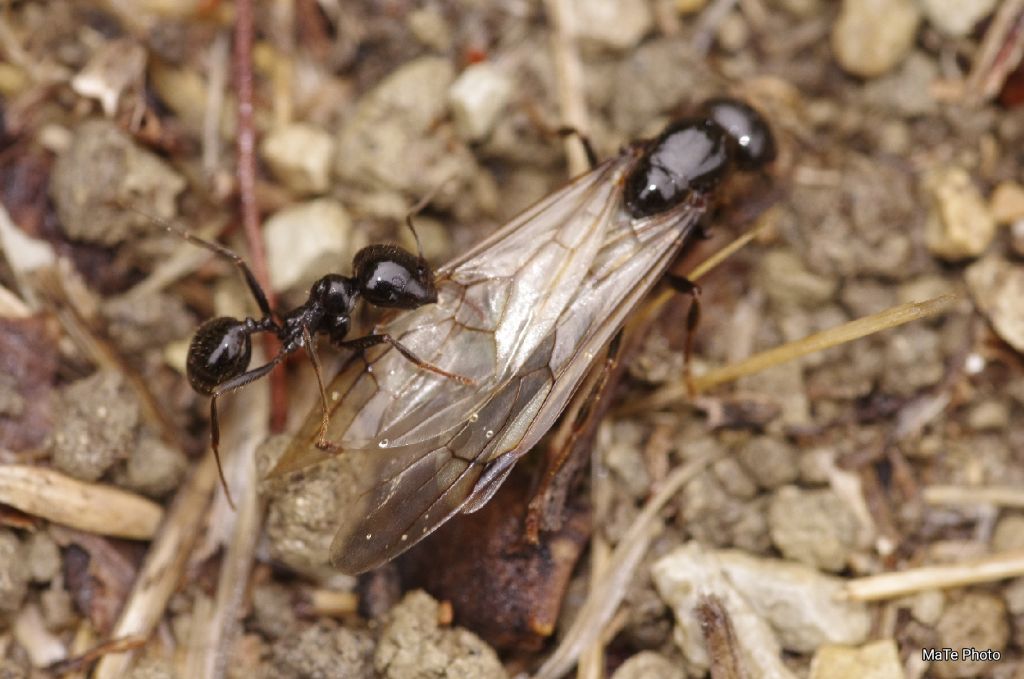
0,283 -> 31,317
963,0 -> 1024,103
194,379 -> 269,679
308,589 -> 360,617
637,293 -> 959,412
543,0 -> 590,176
534,450 -> 715,679
93,450 -> 219,679
0,465 -> 162,539
845,549 -> 1024,601
923,485 -> 1024,509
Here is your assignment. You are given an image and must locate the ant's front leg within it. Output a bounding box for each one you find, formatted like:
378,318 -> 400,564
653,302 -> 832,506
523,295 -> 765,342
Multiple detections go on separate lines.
665,273 -> 702,397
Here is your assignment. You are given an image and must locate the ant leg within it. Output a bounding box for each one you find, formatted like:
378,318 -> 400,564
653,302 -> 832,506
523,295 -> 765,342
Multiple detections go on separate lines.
524,330 -> 623,543
171,227 -> 274,319
207,350 -> 292,509
340,334 -> 475,386
300,326 -> 332,450
665,273 -> 702,397
555,126 -> 598,169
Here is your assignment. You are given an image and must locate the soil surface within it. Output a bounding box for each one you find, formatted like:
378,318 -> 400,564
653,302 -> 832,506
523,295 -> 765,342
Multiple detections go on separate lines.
1,1 -> 1023,678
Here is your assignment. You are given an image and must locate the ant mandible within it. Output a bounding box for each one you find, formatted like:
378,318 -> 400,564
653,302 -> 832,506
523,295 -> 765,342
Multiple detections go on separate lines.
178,214 -> 470,507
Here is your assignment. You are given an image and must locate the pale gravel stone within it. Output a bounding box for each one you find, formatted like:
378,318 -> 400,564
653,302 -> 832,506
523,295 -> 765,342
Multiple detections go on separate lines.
263,198 -> 364,294
966,256 -> 1024,353
574,0 -> 653,51
808,640 -> 904,679
831,0 -> 920,78
260,123 -> 335,195
923,166 -> 997,261
919,0 -> 997,37
448,62 -> 514,142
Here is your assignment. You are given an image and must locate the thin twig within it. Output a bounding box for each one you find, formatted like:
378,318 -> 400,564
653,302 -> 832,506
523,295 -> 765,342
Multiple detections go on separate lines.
0,466 -> 162,539
845,549 -> 1024,601
534,451 -> 715,679
92,450 -> 219,679
629,294 -> 959,413
544,0 -> 591,176
233,0 -> 287,432
963,0 -> 1024,104
924,485 -> 1024,509
194,370 -> 269,679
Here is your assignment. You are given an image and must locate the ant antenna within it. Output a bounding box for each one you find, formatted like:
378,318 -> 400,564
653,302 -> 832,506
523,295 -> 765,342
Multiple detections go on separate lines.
404,177 -> 458,259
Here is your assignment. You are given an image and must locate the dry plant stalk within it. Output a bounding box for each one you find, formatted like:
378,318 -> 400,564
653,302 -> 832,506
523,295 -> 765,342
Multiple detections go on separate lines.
0,465 -> 162,539
93,450 -> 219,679
534,451 -> 715,679
924,485 -> 1024,509
845,549 -> 1024,601
632,293 -> 959,412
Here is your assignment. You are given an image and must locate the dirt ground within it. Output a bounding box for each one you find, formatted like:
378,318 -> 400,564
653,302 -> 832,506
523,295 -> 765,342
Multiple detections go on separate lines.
1,0 -> 1024,677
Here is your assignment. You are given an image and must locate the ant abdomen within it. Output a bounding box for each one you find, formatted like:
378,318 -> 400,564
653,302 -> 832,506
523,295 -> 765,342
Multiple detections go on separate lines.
186,316 -> 253,395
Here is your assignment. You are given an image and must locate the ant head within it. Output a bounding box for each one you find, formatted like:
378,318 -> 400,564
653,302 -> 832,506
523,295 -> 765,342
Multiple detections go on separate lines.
353,244 -> 437,310
186,317 -> 252,395
309,274 -> 357,343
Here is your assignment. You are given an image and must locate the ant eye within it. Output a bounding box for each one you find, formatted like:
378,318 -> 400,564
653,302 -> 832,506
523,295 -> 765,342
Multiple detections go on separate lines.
186,317 -> 252,395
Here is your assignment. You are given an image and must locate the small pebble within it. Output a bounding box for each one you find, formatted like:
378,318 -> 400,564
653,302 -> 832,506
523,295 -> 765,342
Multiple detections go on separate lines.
120,433 -> 188,498
611,651 -> 686,679
264,198 -> 363,294
336,57 -> 475,204
375,591 -> 507,679
966,256 -> 1024,352
1003,577 -> 1024,616
25,532 -> 60,583
990,181 -> 1024,225
757,249 -> 838,307
832,0 -> 921,78
967,399 -> 1010,431
264,622 -> 374,679
49,369 -> 139,482
923,166 -> 997,261
863,52 -> 938,117
768,486 -> 859,572
881,325 -> 944,396
716,11 -> 749,52
992,514 -> 1024,552
919,0 -> 997,37
260,123 -> 335,195
103,291 -> 194,355
50,119 -> 185,246
408,6 -> 452,52
574,0 -> 653,51
40,582 -> 75,630
909,589 -> 945,626
738,436 -> 799,490
252,582 -> 299,640
717,550 -> 870,652
1011,220 -> 1024,258
653,543 -> 870,664
933,593 -> 1008,678
0,529 -> 28,612
448,62 -> 513,142
651,543 -> 794,676
808,640 -> 903,679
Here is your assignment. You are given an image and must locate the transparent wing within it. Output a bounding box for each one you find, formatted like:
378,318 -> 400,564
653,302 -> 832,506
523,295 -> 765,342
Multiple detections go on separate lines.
270,154 -> 707,574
